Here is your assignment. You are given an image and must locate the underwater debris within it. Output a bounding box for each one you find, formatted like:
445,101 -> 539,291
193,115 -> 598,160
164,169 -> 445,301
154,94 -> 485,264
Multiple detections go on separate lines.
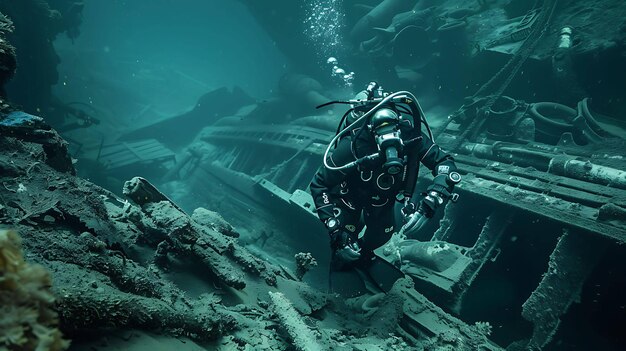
474,321 -> 493,336
1,1 -> 625,349
0,111 -> 75,175
0,133 -> 258,342
521,230 -> 608,350
269,291 -> 324,351
54,264 -> 227,341
192,207 -> 240,238
123,176 -> 281,287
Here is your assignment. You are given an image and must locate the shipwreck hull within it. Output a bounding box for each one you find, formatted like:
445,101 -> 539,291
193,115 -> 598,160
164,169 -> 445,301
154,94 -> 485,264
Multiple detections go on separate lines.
173,99 -> 626,349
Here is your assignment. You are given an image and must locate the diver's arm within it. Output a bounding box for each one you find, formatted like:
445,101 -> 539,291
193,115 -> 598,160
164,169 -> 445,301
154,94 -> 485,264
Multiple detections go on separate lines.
400,133 -> 460,234
415,132 -> 460,216
310,141 -> 362,262
402,132 -> 456,198
418,132 -> 457,178
309,139 -> 353,223
310,164 -> 345,223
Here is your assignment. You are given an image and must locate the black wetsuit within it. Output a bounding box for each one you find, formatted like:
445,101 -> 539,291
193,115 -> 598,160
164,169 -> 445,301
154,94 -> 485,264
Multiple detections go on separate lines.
309,117 -> 456,256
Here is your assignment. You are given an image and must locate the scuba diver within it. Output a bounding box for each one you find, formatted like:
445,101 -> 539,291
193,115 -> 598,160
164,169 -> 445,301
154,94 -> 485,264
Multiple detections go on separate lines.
309,82 -> 461,279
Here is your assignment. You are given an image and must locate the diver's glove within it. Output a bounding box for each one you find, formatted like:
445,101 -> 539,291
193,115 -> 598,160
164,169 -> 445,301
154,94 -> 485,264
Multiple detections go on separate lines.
401,194 -> 440,236
326,217 -> 362,262
421,172 -> 462,216
401,199 -> 417,218
401,181 -> 450,236
418,190 -> 445,218
401,198 -> 428,236
330,231 -> 361,263
401,172 -> 461,236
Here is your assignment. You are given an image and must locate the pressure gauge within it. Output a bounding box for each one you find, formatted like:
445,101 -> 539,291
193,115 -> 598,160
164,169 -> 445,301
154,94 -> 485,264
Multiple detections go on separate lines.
326,218 -> 340,232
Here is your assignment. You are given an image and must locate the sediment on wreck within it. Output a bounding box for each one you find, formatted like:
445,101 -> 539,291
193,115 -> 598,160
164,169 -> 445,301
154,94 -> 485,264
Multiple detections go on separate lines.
122,176 -> 282,288
0,135 -> 235,341
0,113 -> 327,348
270,291 -> 325,351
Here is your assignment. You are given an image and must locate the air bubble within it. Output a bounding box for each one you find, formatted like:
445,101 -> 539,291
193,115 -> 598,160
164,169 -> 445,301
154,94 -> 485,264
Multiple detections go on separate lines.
304,0 -> 355,86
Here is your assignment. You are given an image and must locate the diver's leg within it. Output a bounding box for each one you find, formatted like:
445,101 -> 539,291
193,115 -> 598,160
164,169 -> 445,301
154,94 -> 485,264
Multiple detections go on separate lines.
348,203 -> 405,293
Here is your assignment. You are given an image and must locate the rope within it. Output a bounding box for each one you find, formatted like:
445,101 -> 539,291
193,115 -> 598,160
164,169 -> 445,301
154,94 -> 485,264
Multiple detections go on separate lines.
444,0 -> 559,149
481,0 -> 559,111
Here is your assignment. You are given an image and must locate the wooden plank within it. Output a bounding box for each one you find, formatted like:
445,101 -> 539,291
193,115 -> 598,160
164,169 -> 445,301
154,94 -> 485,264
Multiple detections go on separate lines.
458,163 -> 616,209
101,139 -> 157,154
102,152 -> 174,170
127,139 -> 157,148
454,154 -> 626,204
122,142 -> 145,161
109,157 -> 167,170
131,142 -> 163,152
108,153 -> 174,169
140,148 -> 174,159
101,147 -> 174,166
101,152 -> 140,164
457,176 -> 626,243
201,135 -> 305,152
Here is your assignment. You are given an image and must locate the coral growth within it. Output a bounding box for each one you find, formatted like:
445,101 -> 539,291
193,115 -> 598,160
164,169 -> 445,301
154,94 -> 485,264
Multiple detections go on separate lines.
474,321 -> 493,336
0,12 -> 13,33
294,252 -> 318,280
0,230 -> 70,351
